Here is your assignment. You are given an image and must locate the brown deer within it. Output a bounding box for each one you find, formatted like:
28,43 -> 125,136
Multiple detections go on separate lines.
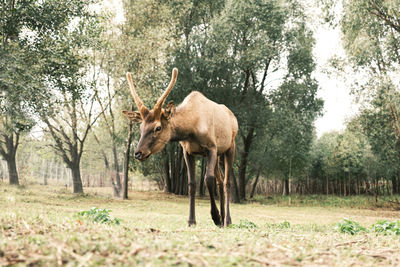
122,68 -> 238,227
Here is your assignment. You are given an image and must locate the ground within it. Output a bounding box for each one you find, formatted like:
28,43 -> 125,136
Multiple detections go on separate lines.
1,185 -> 400,266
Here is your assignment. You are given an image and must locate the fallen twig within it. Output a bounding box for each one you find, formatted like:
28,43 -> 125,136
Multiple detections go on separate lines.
334,237 -> 367,247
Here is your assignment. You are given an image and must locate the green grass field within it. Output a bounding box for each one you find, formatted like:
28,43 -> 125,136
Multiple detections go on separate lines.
1,185 -> 400,266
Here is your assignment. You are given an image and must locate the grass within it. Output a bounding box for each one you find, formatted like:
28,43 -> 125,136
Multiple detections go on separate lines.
251,194 -> 400,210
1,184 -> 400,266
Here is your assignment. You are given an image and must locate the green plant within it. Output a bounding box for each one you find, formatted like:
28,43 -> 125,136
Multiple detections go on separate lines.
335,218 -> 367,235
372,220 -> 400,235
76,207 -> 121,225
280,220 -> 291,229
228,219 -> 258,229
265,220 -> 291,230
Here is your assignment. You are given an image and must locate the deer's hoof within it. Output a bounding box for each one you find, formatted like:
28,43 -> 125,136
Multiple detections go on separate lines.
212,214 -> 222,227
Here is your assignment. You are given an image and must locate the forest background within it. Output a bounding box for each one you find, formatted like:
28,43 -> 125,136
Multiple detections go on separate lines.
1,0 -> 400,203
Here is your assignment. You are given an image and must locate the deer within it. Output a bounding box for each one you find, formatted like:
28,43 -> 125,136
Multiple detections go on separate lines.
122,68 -> 238,227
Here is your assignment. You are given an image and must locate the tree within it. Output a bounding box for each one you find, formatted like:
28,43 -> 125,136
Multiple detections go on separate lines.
0,47 -> 35,185
0,0 -> 57,185
310,132 -> 341,194
193,0 -> 322,200
337,0 -> 400,193
355,85 -> 400,194
31,2 -> 101,193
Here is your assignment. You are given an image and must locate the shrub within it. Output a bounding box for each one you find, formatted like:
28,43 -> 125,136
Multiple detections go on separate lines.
372,220 -> 400,235
76,207 -> 121,225
228,219 -> 258,229
335,218 -> 367,235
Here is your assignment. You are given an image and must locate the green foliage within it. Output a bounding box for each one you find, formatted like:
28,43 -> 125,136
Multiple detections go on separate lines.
372,220 -> 400,235
76,207 -> 121,225
280,220 -> 291,229
335,218 -> 400,235
328,0 -> 400,194
335,218 -> 367,235
265,220 -> 291,229
228,219 -> 258,229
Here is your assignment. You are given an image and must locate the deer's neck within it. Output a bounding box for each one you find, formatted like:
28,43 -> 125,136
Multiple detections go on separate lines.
169,109 -> 193,142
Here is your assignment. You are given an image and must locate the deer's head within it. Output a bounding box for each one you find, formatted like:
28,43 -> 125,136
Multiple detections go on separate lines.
122,68 -> 178,161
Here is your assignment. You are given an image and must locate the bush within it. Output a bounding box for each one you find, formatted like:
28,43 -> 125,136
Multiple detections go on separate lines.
372,220 -> 400,235
76,207 -> 121,225
228,219 -> 258,229
335,218 -> 367,235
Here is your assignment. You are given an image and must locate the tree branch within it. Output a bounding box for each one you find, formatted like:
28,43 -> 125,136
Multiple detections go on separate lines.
43,117 -> 72,166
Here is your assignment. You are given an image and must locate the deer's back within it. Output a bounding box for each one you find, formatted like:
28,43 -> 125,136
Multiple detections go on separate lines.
178,91 -> 238,154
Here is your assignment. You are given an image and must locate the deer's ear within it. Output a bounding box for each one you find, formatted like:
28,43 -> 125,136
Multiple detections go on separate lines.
162,101 -> 176,120
122,110 -> 142,123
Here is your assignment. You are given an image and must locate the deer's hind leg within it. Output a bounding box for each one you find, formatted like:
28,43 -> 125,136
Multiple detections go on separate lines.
215,158 -> 225,225
183,149 -> 196,226
205,148 -> 222,226
223,141 -> 235,226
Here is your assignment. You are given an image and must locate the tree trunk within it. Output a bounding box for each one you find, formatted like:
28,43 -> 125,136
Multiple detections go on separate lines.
199,157 -> 206,196
112,143 -> 122,195
282,178 -> 289,196
6,154 -> 19,185
123,120 -> 134,200
164,148 -> 171,192
398,174 -> 400,195
250,168 -> 261,199
93,132 -> 119,196
231,171 -> 240,203
343,177 -> 346,196
70,163 -> 83,193
348,172 -> 351,196
326,176 -> 329,195
392,176 -> 397,195
288,159 -> 292,205
1,132 -> 20,185
238,127 -> 255,200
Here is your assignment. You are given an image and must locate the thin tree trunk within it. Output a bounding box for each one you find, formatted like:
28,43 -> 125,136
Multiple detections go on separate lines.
343,177 -> 346,196
93,132 -> 119,196
231,171 -> 240,203
163,148 -> 171,192
392,176 -> 397,195
398,173 -> 400,194
238,127 -> 255,200
348,172 -> 351,196
112,144 -> 122,195
250,168 -> 261,199
288,159 -> 292,205
326,176 -> 329,195
199,157 -> 206,196
123,120 -> 134,200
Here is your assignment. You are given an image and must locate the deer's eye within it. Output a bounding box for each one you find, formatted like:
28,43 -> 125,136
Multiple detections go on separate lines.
155,126 -> 162,132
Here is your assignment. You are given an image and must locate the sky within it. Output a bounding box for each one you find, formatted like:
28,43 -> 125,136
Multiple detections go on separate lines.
313,25 -> 358,137
105,0 -> 358,138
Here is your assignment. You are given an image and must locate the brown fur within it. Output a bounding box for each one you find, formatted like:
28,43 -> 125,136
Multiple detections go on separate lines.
123,68 -> 238,227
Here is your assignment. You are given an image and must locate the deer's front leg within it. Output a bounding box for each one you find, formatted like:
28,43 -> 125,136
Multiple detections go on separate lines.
183,149 -> 196,226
